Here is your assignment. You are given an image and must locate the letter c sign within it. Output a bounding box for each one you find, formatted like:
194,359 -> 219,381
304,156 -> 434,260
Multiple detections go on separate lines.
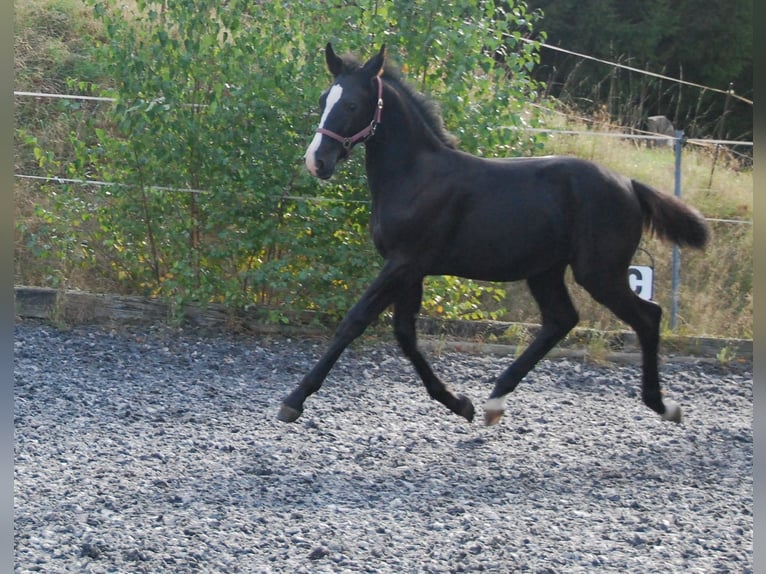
628,265 -> 654,301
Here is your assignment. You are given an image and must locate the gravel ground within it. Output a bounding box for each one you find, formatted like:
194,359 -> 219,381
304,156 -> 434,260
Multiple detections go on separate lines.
14,320 -> 752,573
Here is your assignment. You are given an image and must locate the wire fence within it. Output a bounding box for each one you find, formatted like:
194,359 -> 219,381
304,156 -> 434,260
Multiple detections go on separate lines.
518,37 -> 753,106
13,89 -> 754,227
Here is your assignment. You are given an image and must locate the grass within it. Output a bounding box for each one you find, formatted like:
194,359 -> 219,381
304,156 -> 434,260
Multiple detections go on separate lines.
536,108 -> 752,339
13,0 -> 753,340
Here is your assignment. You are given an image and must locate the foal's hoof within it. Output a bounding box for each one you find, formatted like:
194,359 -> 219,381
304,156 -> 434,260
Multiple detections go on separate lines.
456,394 -> 475,423
484,410 -> 504,426
483,397 -> 506,426
277,403 -> 303,423
660,400 -> 682,423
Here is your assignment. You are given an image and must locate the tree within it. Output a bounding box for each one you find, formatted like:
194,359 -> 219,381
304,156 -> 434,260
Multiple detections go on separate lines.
526,0 -> 752,140
32,0 -> 547,320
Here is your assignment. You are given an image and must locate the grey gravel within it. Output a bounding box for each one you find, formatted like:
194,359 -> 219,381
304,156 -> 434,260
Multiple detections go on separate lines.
14,320 -> 752,573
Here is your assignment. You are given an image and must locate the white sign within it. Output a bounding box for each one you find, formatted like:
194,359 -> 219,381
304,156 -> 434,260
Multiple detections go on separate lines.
628,265 -> 654,301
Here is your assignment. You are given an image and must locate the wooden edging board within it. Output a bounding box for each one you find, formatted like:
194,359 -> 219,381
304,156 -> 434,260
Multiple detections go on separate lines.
14,286 -> 752,364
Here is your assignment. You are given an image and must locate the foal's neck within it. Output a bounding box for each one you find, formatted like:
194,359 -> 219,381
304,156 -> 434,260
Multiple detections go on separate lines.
364,82 -> 448,190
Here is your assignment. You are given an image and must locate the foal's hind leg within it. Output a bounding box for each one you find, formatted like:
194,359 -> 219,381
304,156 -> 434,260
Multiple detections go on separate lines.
581,277 -> 681,423
393,281 -> 475,422
485,267 -> 579,425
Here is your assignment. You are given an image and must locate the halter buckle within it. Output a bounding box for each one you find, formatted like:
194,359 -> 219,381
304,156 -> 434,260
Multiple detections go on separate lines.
368,120 -> 378,138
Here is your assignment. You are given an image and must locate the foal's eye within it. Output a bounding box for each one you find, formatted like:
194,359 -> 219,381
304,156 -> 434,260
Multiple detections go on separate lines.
344,101 -> 358,112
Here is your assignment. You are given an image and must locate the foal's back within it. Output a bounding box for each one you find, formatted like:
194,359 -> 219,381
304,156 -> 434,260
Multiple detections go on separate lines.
409,151 -> 644,282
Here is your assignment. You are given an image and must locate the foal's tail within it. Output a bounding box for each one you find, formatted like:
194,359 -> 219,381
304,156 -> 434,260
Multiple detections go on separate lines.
632,180 -> 710,249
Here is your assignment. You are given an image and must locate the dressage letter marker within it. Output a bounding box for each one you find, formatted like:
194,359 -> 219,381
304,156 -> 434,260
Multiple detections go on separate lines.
628,265 -> 654,301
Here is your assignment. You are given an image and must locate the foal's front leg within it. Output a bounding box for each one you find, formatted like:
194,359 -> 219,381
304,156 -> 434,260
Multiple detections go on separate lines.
393,282 -> 475,422
277,262 -> 402,423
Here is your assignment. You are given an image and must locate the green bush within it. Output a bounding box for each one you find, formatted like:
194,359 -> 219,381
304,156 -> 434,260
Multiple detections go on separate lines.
19,0 -> 547,321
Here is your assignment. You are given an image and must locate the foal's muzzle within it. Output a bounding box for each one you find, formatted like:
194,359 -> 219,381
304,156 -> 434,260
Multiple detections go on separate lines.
312,156 -> 337,180
306,145 -> 345,180
306,134 -> 356,179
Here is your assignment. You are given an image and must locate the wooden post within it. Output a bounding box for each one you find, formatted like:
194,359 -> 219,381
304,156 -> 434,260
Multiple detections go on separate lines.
708,82 -> 734,188
671,130 -> 684,330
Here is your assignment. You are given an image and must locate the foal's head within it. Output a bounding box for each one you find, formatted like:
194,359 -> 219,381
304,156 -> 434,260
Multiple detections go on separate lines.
304,43 -> 386,180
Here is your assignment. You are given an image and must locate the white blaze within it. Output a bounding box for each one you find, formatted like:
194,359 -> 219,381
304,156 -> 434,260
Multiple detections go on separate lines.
305,83 -> 343,176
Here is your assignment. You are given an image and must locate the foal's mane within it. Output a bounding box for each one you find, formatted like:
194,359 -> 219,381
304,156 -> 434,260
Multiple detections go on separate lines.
338,53 -> 459,150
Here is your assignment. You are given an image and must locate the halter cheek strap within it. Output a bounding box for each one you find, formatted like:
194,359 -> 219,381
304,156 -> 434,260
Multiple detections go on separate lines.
316,75 -> 384,152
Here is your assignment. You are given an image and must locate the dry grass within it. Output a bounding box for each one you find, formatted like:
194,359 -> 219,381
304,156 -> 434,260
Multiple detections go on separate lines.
514,106 -> 753,339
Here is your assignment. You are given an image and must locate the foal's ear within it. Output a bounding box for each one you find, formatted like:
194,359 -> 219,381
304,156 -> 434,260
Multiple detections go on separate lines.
325,43 -> 344,77
362,44 -> 386,78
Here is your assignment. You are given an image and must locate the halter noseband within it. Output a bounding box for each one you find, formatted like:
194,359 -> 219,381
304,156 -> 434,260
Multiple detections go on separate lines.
316,75 -> 384,153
